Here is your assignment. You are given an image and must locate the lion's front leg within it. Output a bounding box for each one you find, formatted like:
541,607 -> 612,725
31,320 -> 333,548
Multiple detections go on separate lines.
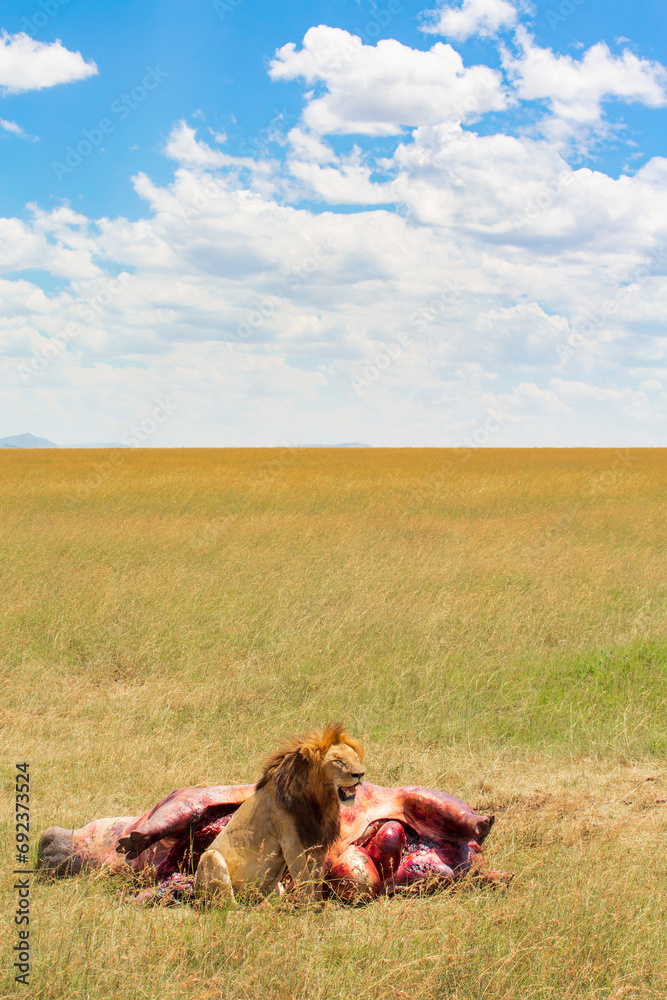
285,845 -> 327,903
273,810 -> 326,902
193,849 -> 237,907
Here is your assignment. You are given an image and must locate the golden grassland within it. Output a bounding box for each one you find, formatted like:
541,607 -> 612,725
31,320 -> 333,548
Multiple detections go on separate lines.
1,446 -> 666,999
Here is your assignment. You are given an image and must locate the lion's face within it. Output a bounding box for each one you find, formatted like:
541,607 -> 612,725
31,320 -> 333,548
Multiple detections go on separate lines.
321,742 -> 365,806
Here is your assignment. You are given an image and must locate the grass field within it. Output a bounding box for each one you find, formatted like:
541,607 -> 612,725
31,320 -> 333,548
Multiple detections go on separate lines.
1,446 -> 666,999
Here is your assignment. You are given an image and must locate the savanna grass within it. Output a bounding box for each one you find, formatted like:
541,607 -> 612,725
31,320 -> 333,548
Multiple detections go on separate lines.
1,447 -> 666,998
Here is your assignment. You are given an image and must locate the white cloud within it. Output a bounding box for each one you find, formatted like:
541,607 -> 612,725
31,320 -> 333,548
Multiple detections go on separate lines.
0,207 -> 101,279
548,378 -> 659,422
476,302 -> 571,365
0,31 -> 97,95
164,120 -> 239,169
287,153 -> 389,205
270,26 -> 507,135
504,29 -> 667,126
3,131 -> 665,444
0,117 -> 28,138
550,378 -> 638,402
162,121 -> 276,202
511,381 -> 570,413
287,128 -> 336,166
370,120 -> 667,268
422,0 -> 519,41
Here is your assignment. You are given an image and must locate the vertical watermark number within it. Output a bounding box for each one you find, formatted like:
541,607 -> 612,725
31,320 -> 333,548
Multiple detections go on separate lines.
14,763 -> 32,986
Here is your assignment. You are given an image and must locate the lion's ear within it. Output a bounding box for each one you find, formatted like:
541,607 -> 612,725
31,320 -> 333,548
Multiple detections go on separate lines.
299,745 -> 321,765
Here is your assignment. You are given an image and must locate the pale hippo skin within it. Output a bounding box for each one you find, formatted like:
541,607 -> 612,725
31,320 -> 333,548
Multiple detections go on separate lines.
38,782 -> 510,904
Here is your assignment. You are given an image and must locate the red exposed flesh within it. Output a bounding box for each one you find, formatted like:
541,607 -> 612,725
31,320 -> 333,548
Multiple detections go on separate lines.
365,821 -> 406,881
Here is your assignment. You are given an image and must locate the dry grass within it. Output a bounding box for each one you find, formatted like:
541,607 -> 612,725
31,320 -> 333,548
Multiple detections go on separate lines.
1,447 -> 666,999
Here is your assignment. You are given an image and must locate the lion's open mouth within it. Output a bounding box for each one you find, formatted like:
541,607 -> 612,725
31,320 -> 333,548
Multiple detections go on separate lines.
338,785 -> 357,803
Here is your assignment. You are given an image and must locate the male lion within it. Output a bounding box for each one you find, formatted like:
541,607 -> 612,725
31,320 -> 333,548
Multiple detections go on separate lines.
193,722 -> 364,905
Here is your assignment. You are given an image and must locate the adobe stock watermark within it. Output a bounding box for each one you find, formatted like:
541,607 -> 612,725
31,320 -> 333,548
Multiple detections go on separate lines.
221,296 -> 278,351
351,279 -> 462,395
284,236 -> 337,287
121,396 -> 178,447
215,1 -> 404,42
510,169 -> 579,231
20,0 -> 72,35
332,0 -> 403,69
238,106 -> 299,159
556,242 -> 667,363
453,406 -> 507,448
75,396 -> 178,496
212,0 -> 244,21
17,272 -> 130,383
545,0 -> 587,30
440,74 -> 500,125
175,107 -> 299,221
402,407 -> 508,517
52,66 -> 168,181
221,236 -> 337,351
527,448 -> 636,558
409,280 -> 463,334
324,0 -> 405,71
351,0 -> 404,43
169,104 -> 298,221
350,332 -> 412,395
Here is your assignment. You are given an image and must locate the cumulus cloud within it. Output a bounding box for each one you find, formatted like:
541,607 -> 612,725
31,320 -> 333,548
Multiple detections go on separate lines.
504,29 -> 667,127
422,0 -> 519,41
3,124 -> 665,445
162,121 -> 277,202
0,207 -> 101,279
0,31 -> 98,94
163,120 -> 252,170
269,26 -> 507,135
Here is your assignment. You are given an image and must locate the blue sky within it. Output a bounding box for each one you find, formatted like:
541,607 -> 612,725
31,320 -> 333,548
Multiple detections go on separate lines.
1,0 -> 666,445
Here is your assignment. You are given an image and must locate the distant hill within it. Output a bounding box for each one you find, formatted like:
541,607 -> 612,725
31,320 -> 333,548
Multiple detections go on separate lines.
0,435 -> 372,449
0,434 -> 130,449
0,433 -> 59,448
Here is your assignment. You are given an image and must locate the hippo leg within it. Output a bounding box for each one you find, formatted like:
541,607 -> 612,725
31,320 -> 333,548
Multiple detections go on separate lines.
37,827 -> 82,878
117,830 -> 151,860
394,848 -> 455,891
327,846 -> 382,904
194,849 -> 237,907
474,814 -> 495,844
458,839 -> 513,886
123,873 -> 197,906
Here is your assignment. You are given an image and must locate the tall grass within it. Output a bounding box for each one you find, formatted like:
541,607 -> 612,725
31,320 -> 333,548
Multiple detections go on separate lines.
1,448 -> 666,998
